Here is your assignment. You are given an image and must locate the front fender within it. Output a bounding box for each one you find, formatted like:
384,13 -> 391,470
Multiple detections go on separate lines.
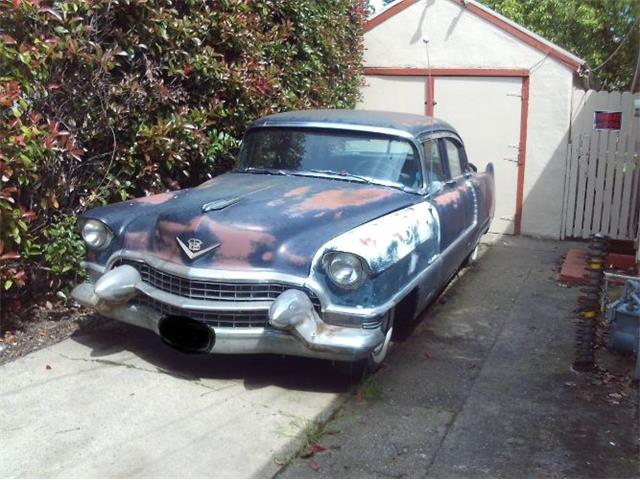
310,201 -> 441,309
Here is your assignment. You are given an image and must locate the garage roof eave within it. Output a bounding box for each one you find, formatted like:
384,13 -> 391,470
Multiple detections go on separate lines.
366,0 -> 587,72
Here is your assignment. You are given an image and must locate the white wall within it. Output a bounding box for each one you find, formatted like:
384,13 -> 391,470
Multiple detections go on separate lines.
361,0 -> 576,239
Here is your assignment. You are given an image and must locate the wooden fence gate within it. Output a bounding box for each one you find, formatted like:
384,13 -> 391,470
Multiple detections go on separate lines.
562,90 -> 640,240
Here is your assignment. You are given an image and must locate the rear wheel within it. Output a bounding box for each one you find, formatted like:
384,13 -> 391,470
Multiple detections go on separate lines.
462,242 -> 480,268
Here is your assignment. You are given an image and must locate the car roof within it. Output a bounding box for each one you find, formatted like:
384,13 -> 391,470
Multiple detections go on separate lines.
249,109 -> 458,139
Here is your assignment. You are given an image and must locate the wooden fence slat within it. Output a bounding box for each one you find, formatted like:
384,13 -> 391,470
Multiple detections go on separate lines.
605,133 -> 623,237
581,92 -> 607,237
610,133 -> 634,239
590,127 -> 608,233
564,138 -> 578,237
593,92 -> 620,234
572,91 -> 593,237
616,92 -> 639,238
618,92 -> 639,238
626,92 -> 640,238
565,89 -> 589,238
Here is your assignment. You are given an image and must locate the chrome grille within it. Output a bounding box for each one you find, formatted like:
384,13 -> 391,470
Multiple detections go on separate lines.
113,258 -> 322,312
134,295 -> 269,328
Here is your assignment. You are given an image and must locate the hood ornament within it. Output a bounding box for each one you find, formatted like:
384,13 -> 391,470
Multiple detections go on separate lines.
202,197 -> 241,213
176,237 -> 220,260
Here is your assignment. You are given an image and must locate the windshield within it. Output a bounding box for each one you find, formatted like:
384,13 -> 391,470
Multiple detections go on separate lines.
235,128 -> 423,190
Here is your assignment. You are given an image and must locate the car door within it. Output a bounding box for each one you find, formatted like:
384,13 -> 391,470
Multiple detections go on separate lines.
423,138 -> 466,259
430,137 -> 475,278
442,137 -> 477,233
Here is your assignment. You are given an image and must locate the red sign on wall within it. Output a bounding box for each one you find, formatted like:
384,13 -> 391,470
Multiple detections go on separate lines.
593,111 -> 622,131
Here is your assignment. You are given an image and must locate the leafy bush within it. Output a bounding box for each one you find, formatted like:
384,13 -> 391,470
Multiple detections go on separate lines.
0,0 -> 366,305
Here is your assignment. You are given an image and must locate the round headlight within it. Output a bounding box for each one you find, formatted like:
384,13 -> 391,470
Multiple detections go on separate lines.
325,252 -> 366,290
81,219 -> 113,250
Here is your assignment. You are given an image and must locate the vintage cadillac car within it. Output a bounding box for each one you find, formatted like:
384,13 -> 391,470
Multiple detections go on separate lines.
72,110 -> 494,371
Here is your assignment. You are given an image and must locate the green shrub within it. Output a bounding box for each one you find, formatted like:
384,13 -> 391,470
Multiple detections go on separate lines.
43,214 -> 85,280
0,0 -> 366,304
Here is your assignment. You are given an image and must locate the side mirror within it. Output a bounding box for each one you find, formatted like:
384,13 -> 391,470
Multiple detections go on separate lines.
467,162 -> 478,173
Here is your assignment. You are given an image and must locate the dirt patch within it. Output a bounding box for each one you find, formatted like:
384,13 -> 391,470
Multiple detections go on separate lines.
0,301 -> 96,366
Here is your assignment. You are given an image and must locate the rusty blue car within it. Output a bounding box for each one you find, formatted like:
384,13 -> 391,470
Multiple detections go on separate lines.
72,110 -> 494,371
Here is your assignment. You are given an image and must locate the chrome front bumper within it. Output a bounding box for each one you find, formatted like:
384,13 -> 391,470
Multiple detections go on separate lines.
71,266 -> 385,361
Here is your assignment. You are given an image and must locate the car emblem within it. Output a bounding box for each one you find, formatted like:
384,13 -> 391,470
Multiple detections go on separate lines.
176,237 -> 220,260
187,238 -> 203,252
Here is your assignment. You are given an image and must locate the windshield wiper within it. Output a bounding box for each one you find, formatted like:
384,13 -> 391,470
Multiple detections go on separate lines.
292,169 -> 372,184
238,167 -> 290,176
301,169 -> 419,193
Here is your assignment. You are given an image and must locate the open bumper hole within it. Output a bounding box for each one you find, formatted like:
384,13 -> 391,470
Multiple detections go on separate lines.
159,315 -> 214,354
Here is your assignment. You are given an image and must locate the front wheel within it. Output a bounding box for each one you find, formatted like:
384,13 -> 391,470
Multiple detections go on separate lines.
342,312 -> 394,381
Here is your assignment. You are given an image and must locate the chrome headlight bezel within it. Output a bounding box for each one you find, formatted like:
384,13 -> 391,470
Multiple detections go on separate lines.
80,219 -> 114,250
322,251 -> 368,290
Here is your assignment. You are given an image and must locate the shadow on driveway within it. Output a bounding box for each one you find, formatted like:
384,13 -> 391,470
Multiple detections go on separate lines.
70,319 -> 354,394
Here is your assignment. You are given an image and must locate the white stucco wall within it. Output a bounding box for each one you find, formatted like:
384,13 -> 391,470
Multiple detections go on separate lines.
361,0 -> 577,239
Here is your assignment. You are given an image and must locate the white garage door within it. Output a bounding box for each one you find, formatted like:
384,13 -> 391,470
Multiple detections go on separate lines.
359,74 -> 524,235
358,75 -> 425,115
433,76 -> 522,235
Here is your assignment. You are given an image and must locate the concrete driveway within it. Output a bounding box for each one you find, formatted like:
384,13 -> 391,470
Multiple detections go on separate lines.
0,323 -> 350,478
2,236 -> 638,478
279,236 -> 639,478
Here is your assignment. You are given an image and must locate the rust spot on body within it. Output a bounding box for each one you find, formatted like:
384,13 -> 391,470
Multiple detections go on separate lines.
284,186 -> 311,198
278,246 -> 308,267
433,190 -> 461,207
124,231 -> 151,251
130,192 -> 175,205
291,188 -> 394,213
131,216 -> 276,268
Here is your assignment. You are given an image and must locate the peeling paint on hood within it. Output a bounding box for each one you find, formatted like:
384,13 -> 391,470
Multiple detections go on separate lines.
84,173 -> 422,276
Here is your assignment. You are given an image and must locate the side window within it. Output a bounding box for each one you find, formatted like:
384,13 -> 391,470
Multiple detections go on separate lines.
444,138 -> 465,178
423,140 -> 446,183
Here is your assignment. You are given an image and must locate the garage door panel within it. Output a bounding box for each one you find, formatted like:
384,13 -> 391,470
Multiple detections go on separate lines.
433,76 -> 522,235
359,75 -> 426,115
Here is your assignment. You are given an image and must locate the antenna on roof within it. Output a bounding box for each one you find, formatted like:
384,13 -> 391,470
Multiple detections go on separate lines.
422,36 -> 433,118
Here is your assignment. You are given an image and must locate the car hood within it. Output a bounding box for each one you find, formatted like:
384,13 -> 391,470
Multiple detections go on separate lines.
86,173 -> 421,277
